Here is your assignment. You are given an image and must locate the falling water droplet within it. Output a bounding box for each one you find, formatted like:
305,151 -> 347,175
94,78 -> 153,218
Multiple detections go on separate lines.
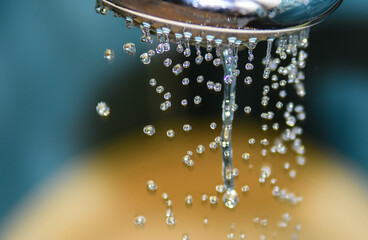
104,49 -> 114,61
96,102 -> 110,116
123,43 -> 136,55
143,125 -> 155,136
140,53 -> 151,64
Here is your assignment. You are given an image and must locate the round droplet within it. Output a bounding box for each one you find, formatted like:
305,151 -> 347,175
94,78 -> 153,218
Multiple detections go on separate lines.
209,142 -> 218,149
209,196 -> 218,205
166,129 -> 175,138
210,122 -> 217,130
244,106 -> 251,114
181,99 -> 188,107
146,180 -> 157,191
162,192 -> 168,200
241,185 -> 249,192
227,233 -> 235,239
149,78 -> 157,86
140,53 -> 151,64
143,125 -> 155,136
96,102 -> 110,117
244,76 -> 252,85
185,195 -> 193,205
183,61 -> 190,68
214,83 -> 222,92
205,53 -> 213,61
245,63 -> 254,70
194,96 -> 202,104
123,43 -> 136,55
204,218 -> 209,224
223,190 -> 239,209
156,86 -> 164,94
213,58 -> 221,66
249,138 -> 255,145
242,153 -> 250,160
182,78 -> 190,85
104,49 -> 114,61
196,145 -> 205,154
197,75 -> 204,83
183,124 -> 192,132
134,216 -> 146,226
207,81 -> 214,90
163,58 -> 172,67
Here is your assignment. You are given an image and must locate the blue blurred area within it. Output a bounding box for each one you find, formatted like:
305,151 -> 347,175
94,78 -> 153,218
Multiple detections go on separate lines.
0,0 -> 367,224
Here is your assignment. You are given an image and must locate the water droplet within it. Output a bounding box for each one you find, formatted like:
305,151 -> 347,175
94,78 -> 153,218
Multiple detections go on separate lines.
289,169 -> 297,179
176,44 -> 184,53
249,138 -> 255,145
146,180 -> 157,191
195,55 -> 203,64
181,99 -> 188,107
163,58 -> 172,67
214,83 -> 222,92
244,76 -> 252,85
164,92 -> 171,100
241,185 -> 249,192
185,195 -> 193,205
244,106 -> 251,114
216,185 -> 226,193
209,142 -> 218,149
134,215 -> 146,226
184,48 -> 191,57
240,233 -> 246,239
223,189 -> 239,209
196,145 -> 205,154
194,96 -> 202,104
140,53 -> 151,64
160,101 -> 171,111
207,81 -> 214,90
182,78 -> 190,85
201,194 -> 208,202
203,218 -> 209,224
245,63 -> 254,70
209,196 -> 218,205
296,155 -> 306,166
242,153 -> 250,160
149,78 -> 157,86
147,49 -> 155,57
166,129 -> 175,138
156,86 -> 164,94
166,216 -> 176,225
183,124 -> 192,132
156,43 -> 164,54
96,102 -> 110,116
183,61 -> 190,68
213,58 -> 221,66
205,53 -> 213,61
104,49 -> 114,61
143,125 -> 155,136
227,233 -> 235,239
210,122 -> 217,130
172,64 -> 184,75
123,43 -> 136,55
182,234 -> 190,240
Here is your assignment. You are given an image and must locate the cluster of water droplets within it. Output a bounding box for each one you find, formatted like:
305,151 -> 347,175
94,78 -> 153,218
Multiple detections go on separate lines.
96,4 -> 310,239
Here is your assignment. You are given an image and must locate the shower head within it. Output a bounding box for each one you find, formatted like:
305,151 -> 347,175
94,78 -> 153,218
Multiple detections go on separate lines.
97,0 -> 342,42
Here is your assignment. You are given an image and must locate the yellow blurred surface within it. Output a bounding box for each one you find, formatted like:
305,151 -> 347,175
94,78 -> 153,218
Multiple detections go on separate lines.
1,120 -> 367,240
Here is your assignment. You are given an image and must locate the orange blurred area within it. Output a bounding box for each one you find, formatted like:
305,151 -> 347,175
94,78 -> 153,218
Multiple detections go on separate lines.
0,120 -> 367,240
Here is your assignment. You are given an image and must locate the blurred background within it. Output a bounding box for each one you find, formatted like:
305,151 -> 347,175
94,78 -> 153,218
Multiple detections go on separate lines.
0,0 -> 367,228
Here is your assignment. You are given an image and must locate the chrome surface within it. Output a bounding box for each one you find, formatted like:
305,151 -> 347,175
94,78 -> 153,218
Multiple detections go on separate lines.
101,0 -> 342,41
